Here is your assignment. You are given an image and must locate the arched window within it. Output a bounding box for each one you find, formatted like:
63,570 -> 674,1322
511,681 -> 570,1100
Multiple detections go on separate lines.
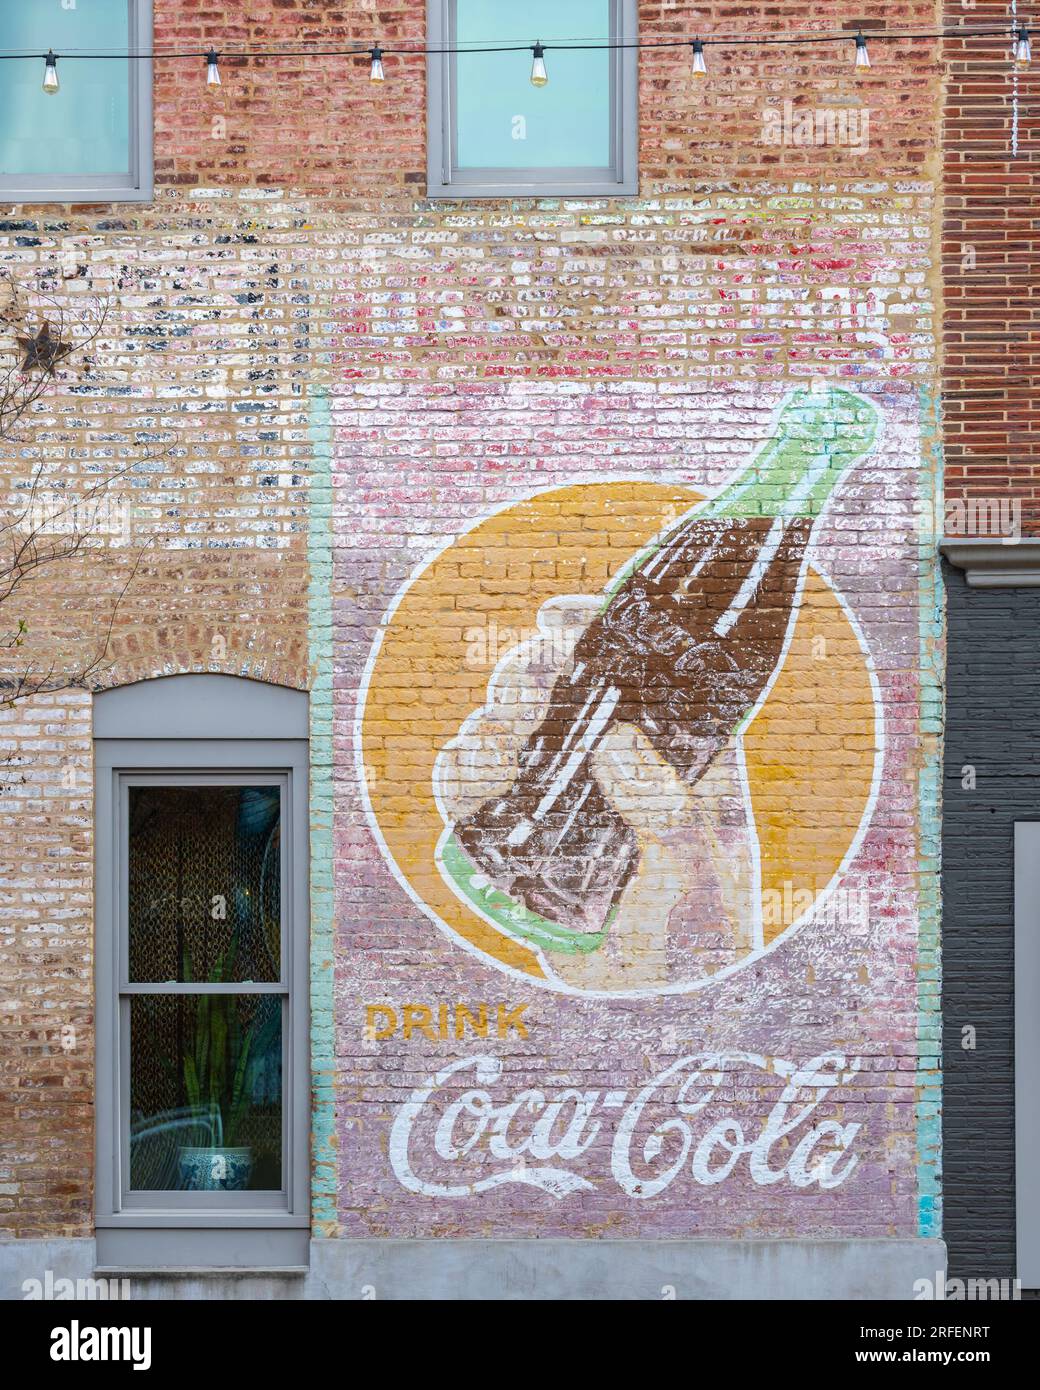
94,675 -> 309,1270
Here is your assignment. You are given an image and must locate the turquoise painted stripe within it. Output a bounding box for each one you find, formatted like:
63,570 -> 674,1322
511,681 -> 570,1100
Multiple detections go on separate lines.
307,387 -> 337,1235
916,385 -> 944,1239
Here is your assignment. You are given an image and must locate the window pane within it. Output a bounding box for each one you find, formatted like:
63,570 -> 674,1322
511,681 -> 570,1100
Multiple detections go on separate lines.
128,786 -> 282,984
129,994 -> 283,1191
0,1 -> 130,176
455,0 -> 611,169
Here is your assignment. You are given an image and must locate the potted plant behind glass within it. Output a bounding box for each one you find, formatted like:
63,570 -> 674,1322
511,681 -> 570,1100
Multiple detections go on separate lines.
176,943 -> 275,1191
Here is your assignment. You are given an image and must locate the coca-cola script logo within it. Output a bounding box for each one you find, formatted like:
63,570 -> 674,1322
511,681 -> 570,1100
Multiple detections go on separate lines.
389,1051 -> 862,1199
358,391 -> 883,997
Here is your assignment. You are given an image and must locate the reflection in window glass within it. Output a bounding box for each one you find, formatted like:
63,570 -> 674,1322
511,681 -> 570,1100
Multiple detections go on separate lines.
129,994 -> 282,1192
454,0 -> 611,170
0,2 -> 131,177
128,785 -> 281,984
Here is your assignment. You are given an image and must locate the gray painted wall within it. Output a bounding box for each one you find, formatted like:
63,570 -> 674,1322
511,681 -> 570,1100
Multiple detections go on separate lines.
941,560 -> 1025,1280
1,1237 -> 946,1301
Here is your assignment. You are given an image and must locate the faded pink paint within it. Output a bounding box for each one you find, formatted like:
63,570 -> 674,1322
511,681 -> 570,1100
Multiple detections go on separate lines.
331,381 -> 935,1239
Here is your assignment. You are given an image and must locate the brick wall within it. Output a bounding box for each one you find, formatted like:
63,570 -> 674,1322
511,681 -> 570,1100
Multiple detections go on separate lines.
153,2 -> 939,191
0,692 -> 92,1238
942,2 -> 1039,529
0,204 -> 314,1236
1,1 -> 946,1249
940,1 -> 1039,1282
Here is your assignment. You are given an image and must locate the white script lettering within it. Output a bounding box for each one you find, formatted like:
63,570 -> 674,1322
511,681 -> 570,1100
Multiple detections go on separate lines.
389,1052 -> 862,1199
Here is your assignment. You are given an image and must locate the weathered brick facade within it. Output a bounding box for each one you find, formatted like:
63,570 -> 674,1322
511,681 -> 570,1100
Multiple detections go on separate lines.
943,1 -> 1039,529
1,0 -> 1004,1285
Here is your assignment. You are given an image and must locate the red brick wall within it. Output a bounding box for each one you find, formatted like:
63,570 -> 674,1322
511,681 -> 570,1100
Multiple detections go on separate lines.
943,4 -> 1038,528
153,2 -> 939,192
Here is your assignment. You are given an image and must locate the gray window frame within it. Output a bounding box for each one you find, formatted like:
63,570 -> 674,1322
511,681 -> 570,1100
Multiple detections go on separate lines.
1015,823 -> 1040,1288
93,676 -> 309,1271
0,0 -> 153,204
426,0 -> 638,199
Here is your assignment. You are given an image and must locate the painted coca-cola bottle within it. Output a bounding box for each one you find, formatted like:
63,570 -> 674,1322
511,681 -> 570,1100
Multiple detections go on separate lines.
438,387 -> 879,954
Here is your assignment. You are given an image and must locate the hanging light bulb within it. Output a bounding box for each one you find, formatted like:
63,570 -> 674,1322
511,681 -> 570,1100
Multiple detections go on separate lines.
42,50 -> 59,94
854,32 -> 870,70
205,49 -> 221,89
1014,27 -> 1032,64
370,46 -> 385,83
530,42 -> 548,87
691,39 -> 707,77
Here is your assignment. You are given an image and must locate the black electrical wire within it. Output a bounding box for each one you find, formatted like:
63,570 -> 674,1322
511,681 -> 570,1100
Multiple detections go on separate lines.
0,24 -> 1032,61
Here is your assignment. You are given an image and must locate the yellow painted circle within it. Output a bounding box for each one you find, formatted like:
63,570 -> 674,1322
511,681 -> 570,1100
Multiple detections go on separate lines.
359,482 -> 879,989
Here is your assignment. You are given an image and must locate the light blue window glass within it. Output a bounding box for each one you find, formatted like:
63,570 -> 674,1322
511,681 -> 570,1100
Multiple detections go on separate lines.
454,0 -> 611,170
0,1 -> 131,177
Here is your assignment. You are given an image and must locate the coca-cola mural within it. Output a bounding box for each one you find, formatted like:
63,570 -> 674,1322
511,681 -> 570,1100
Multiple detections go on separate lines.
339,383 -> 939,1238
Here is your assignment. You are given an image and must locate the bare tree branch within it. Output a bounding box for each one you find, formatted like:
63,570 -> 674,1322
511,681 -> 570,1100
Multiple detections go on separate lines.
0,270 -> 151,725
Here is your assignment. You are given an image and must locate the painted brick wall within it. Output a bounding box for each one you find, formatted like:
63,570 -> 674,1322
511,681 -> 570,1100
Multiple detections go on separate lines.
0,1 -> 946,1250
0,691 -> 93,1238
940,560 -> 1025,1282
0,207 -> 314,1237
342,380 -> 940,1238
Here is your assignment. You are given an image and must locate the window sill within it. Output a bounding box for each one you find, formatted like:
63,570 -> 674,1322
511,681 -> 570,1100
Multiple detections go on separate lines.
0,185 -> 154,205
426,179 -> 639,200
97,1213 -> 309,1228
95,1223 -> 310,1269
94,1265 -> 308,1278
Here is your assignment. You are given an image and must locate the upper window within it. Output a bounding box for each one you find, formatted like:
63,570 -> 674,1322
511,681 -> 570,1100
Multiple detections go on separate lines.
427,0 -> 637,198
0,0 -> 152,203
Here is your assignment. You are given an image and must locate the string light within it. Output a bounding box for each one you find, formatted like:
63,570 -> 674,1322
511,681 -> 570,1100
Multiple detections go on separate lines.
530,42 -> 548,87
8,24 -> 1037,83
42,50 -> 59,94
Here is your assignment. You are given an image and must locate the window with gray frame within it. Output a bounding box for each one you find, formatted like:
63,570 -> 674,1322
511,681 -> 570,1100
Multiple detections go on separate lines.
0,0 -> 153,203
426,0 -> 638,198
94,675 -> 309,1270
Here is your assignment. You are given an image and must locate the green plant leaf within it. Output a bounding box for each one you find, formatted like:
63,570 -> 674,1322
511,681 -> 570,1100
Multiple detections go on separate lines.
183,1054 -> 201,1111
226,1026 -> 254,1146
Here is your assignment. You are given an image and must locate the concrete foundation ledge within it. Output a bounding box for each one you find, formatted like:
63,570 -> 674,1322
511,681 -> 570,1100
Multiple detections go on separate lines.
1,1237 -> 947,1301
308,1238 -> 947,1301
